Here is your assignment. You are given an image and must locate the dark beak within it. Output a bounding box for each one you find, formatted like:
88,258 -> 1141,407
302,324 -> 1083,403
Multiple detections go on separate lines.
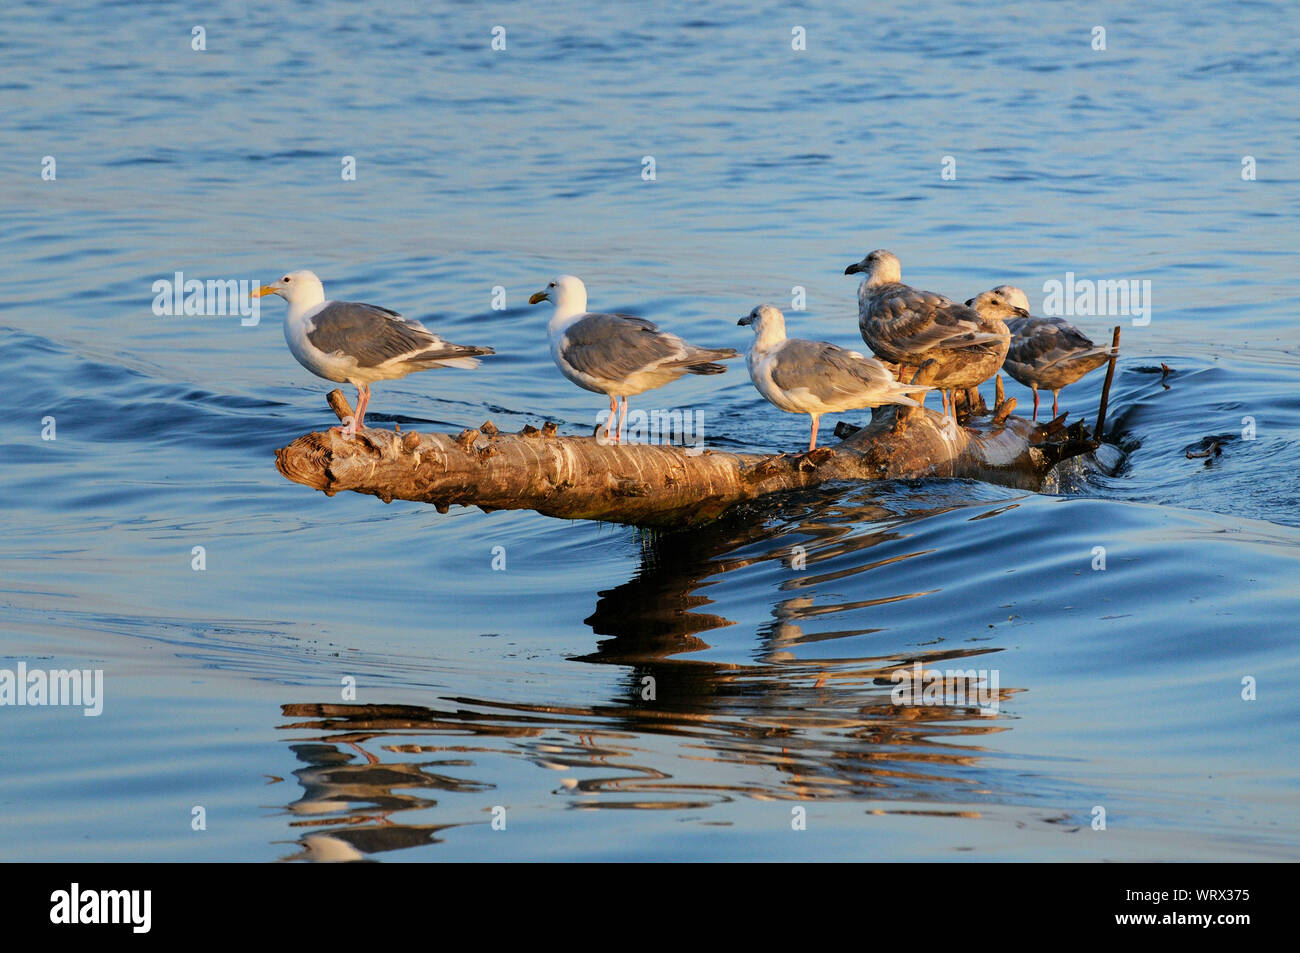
1013,307 -> 1031,318
844,262 -> 863,275
528,291 -> 549,305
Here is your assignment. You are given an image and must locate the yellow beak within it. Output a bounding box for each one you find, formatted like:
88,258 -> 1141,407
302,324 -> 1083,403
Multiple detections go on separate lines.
251,284 -> 277,299
528,291 -> 549,305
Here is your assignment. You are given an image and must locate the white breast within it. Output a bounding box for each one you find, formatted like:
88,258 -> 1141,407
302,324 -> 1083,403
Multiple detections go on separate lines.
748,343 -> 809,414
284,302 -> 350,383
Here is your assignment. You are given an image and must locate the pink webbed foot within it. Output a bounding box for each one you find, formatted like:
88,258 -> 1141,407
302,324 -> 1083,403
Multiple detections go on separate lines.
337,384 -> 371,438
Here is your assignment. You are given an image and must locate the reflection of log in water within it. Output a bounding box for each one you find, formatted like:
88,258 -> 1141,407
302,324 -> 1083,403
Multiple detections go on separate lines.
574,498 -> 1034,801
575,501 -> 1017,742
274,496 -> 1043,858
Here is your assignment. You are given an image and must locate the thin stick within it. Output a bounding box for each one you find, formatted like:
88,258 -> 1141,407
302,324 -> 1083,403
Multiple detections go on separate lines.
1094,327 -> 1121,441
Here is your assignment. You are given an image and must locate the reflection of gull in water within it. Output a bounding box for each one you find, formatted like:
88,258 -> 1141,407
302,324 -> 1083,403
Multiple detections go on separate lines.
845,250 -> 1012,422
274,729 -> 477,861
739,304 -> 928,451
293,833 -> 366,863
967,285 -> 1113,421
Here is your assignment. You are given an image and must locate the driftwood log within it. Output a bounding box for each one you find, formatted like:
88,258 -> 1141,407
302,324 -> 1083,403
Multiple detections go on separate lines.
274,377 -> 1098,528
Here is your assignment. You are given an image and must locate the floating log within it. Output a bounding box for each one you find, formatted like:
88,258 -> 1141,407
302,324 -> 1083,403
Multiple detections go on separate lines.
274,382 -> 1097,527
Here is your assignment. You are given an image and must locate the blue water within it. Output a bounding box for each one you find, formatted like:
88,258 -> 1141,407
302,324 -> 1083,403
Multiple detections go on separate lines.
1,0 -> 1298,860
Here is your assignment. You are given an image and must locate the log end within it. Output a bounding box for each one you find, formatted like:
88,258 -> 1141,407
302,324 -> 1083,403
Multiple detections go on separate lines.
275,433 -> 337,493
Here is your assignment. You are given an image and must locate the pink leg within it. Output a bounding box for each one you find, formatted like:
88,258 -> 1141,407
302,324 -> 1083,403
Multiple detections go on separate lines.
1031,387 -> 1040,421
808,415 -> 820,452
605,394 -> 617,442
355,384 -> 371,428
1053,391 -> 1060,418
333,383 -> 370,437
617,397 -> 629,444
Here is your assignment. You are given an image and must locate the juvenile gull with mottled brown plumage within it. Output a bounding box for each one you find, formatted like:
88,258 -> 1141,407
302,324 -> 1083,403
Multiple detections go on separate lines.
254,269 -> 493,437
845,250 -> 1011,422
967,284 -> 1112,421
529,274 -> 739,444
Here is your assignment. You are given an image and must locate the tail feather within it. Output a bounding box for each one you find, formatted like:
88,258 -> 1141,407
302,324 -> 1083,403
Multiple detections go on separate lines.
685,361 -> 729,375
1038,346 -> 1112,371
887,381 -> 932,406
406,345 -> 495,370
674,346 -> 740,374
885,393 -> 921,408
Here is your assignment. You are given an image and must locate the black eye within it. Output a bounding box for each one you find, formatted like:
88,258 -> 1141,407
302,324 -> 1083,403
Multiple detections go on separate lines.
549,282 -> 555,288
283,276 -> 291,282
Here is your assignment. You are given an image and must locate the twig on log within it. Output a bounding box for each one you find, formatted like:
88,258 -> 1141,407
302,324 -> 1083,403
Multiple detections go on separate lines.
1094,326 -> 1122,439
326,389 -> 354,426
991,397 -> 1017,427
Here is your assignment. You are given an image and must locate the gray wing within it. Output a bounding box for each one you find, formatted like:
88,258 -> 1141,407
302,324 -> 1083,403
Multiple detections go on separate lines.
561,312 -> 708,379
307,301 -> 447,367
1007,316 -> 1108,371
863,286 -> 999,359
770,339 -> 899,403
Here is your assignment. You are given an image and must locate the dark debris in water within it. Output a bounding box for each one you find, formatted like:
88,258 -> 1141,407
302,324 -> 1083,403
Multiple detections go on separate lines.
1133,363 -> 1175,389
1184,433 -> 1237,463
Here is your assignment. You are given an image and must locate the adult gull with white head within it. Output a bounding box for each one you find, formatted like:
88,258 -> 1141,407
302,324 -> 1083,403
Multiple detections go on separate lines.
254,269 -> 493,437
529,274 -> 739,443
739,304 -> 929,451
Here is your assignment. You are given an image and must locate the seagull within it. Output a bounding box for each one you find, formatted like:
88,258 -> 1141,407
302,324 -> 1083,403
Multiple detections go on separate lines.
254,270 -> 493,438
845,250 -> 1011,422
738,304 -> 929,451
968,285 -> 1113,421
528,275 -> 739,444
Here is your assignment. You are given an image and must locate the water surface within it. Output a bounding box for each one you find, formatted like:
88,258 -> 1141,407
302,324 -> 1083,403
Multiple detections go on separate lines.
1,0 -> 1298,861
